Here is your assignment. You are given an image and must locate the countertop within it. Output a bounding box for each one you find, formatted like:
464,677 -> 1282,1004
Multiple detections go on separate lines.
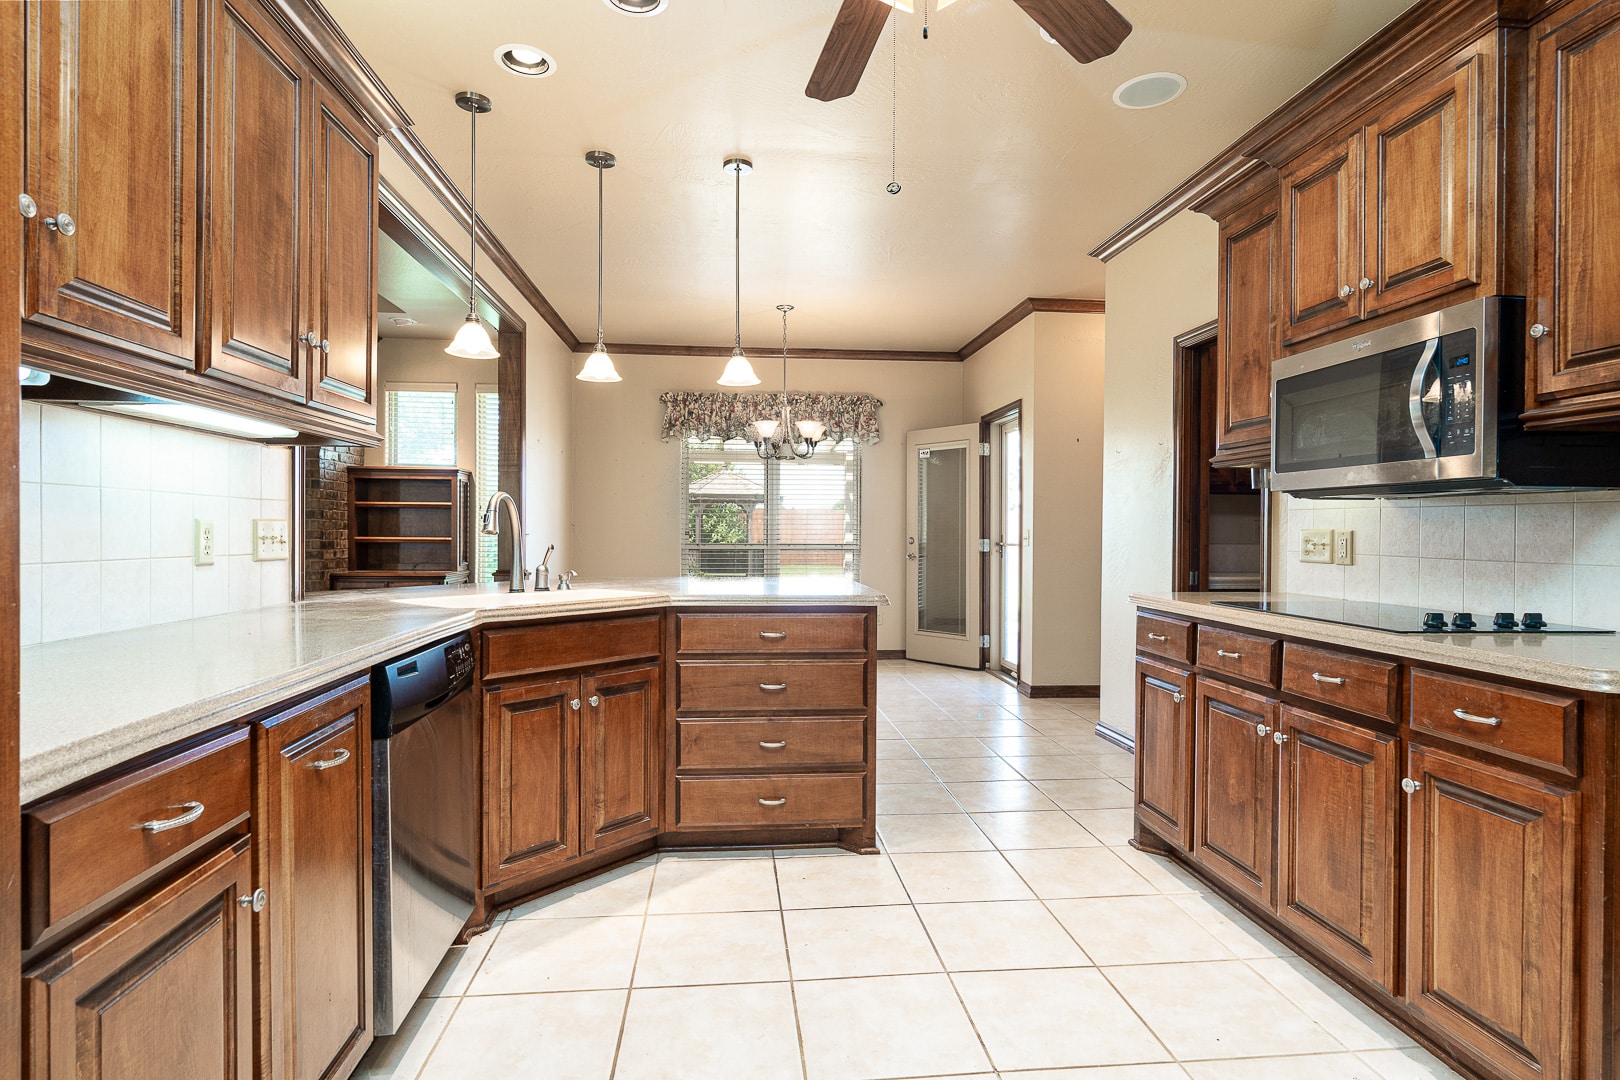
21,578 -> 886,805
1132,591 -> 1620,695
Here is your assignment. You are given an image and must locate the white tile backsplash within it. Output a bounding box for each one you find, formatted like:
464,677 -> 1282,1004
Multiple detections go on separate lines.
20,404 -> 294,646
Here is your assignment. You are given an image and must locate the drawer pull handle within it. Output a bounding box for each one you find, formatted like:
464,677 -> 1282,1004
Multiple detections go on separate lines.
759,683 -> 789,692
759,631 -> 788,640
1453,707 -> 1502,727
1147,633 -> 1168,642
1401,777 -> 1422,794
139,801 -> 205,833
759,740 -> 788,750
1216,649 -> 1242,659
309,747 -> 351,771
758,797 -> 788,807
1311,672 -> 1346,686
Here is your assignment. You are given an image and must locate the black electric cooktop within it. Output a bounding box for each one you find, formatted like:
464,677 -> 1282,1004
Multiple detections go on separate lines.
1211,598 -> 1614,635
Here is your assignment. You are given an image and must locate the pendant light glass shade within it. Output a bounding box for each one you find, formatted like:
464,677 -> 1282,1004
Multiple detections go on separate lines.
577,343 -> 621,382
718,157 -> 760,387
578,150 -> 623,383
718,346 -> 760,387
447,91 -> 499,360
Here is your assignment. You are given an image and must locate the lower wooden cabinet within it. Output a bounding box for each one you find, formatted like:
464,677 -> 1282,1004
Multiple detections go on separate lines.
1193,678 -> 1278,907
1133,657 -> 1194,851
580,664 -> 662,855
1403,742 -> 1578,1080
23,836 -> 256,1080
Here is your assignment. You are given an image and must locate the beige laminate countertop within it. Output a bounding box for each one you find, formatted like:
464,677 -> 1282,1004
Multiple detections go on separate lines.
1133,591 -> 1620,695
20,578 -> 886,805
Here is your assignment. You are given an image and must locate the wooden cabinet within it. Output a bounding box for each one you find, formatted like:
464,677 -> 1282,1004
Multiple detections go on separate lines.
483,674 -> 581,887
255,679 -> 372,1080
1133,657 -> 1194,851
1192,679 -> 1278,907
23,837 -> 256,1080
1403,742 -> 1577,1080
1212,181 -> 1281,465
1276,705 -> 1398,991
339,466 -> 473,589
579,665 -> 661,855
1282,133 -> 1364,344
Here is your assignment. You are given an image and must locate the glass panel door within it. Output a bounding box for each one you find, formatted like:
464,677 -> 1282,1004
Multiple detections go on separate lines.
904,424 -> 981,668
998,418 -> 1022,675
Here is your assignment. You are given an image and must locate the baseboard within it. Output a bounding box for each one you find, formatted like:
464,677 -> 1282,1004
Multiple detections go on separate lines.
1016,682 -> 1101,699
876,649 -> 907,660
1094,723 -> 1135,753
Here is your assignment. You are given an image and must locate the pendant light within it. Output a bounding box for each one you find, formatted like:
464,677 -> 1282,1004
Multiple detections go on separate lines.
576,150 -> 622,382
751,305 -> 826,460
446,91 -> 500,360
716,156 -> 761,387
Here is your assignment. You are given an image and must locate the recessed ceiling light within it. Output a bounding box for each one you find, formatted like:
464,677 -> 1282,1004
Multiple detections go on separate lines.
494,43 -> 555,78
389,316 -> 418,326
1113,72 -> 1187,110
603,0 -> 668,15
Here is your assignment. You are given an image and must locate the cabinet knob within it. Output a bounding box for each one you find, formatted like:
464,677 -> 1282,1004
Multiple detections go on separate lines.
1273,730 -> 1289,745
43,211 -> 75,236
318,339 -> 330,353
1401,777 -> 1422,795
1171,691 -> 1184,704
238,888 -> 267,914
299,331 -> 318,347
18,193 -> 36,219
569,698 -> 582,711
1359,277 -> 1375,291
588,694 -> 601,707
1255,724 -> 1271,738
1338,284 -> 1355,298
1529,323 -> 1550,340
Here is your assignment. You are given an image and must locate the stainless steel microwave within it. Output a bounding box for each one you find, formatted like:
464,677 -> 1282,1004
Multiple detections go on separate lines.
1271,296 -> 1620,498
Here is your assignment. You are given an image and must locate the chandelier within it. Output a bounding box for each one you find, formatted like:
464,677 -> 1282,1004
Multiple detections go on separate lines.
749,305 -> 827,460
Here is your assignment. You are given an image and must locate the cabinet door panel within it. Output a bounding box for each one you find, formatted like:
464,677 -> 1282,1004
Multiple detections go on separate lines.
484,676 -> 580,886
1283,134 -> 1363,345
27,0 -> 198,364
308,83 -> 377,423
1404,743 -> 1576,1080
581,664 -> 662,854
1364,55 -> 1482,317
1531,2 -> 1620,401
1134,658 -> 1193,851
1277,706 -> 1397,991
1215,193 -> 1279,462
204,0 -> 308,399
1193,679 -> 1277,907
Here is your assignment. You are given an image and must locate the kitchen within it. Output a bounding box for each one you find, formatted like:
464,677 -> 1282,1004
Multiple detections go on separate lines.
5,0 -> 1620,1078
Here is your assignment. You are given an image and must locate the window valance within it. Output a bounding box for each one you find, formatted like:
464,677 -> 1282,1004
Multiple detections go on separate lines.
659,391 -> 884,444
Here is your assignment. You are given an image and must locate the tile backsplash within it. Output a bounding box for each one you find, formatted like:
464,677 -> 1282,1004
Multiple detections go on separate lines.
19,402 -> 294,646
1272,491 -> 1620,627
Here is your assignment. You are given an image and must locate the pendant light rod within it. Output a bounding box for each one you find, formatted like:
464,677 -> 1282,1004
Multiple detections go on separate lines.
586,150 -> 616,346
716,157 -> 759,387
454,92 -> 492,316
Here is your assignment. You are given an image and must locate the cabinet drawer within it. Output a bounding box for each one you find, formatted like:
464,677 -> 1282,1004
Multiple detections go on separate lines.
1409,668 -> 1580,777
483,615 -> 660,681
23,728 -> 251,946
678,718 -> 867,770
677,660 -> 868,712
1282,643 -> 1399,721
1137,612 -> 1194,665
1196,626 -> 1281,686
675,774 -> 866,828
677,612 -> 867,655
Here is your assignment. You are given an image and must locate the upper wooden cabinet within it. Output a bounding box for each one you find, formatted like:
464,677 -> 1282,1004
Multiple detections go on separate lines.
1282,133 -> 1364,344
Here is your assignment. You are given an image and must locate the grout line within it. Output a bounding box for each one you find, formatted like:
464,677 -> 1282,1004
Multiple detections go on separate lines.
772,851 -> 812,1080
605,853 -> 658,1079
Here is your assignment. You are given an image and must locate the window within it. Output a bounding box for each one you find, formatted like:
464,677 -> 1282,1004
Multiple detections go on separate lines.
474,385 -> 500,584
680,437 -> 861,578
384,384 -> 457,466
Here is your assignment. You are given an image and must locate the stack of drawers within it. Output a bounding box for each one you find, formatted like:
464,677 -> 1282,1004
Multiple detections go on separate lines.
670,611 -> 874,839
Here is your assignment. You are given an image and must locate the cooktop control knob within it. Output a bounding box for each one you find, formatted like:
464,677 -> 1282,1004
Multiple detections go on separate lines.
1523,612 -> 1548,630
1493,612 -> 1519,630
1451,612 -> 1476,630
1422,612 -> 1447,631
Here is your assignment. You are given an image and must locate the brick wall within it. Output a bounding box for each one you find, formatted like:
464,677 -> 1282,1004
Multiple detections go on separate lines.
304,444 -> 364,593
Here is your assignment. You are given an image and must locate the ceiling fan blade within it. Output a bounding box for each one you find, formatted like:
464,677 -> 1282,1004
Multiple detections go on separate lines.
1011,0 -> 1132,64
806,0 -> 892,102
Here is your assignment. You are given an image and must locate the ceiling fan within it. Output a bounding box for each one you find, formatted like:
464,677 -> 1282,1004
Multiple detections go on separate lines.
806,0 -> 1132,101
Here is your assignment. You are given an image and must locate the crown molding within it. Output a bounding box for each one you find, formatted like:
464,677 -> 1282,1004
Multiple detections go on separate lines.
957,297 -> 1105,360
573,341 -> 963,363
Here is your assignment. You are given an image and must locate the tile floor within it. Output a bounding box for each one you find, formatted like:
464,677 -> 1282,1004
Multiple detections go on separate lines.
356,660 -> 1465,1080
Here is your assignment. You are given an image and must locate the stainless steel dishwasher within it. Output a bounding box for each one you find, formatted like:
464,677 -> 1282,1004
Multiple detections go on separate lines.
371,632 -> 478,1035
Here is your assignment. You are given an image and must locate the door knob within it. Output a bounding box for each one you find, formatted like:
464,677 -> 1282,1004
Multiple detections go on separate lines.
1530,323 -> 1550,339
1401,777 -> 1422,794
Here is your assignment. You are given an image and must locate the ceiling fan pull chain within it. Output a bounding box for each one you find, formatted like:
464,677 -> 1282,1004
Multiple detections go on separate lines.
887,3 -> 901,195
922,0 -> 929,40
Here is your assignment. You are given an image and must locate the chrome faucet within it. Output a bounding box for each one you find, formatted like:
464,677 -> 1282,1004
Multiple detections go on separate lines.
479,491 -> 528,592
557,569 -> 578,591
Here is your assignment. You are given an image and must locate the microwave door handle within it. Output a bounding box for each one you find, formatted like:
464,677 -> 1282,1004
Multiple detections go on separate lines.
1408,337 -> 1441,459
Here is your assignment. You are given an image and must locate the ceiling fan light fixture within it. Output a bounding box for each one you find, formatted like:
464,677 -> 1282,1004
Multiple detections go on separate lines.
1112,72 -> 1187,110
495,44 -> 555,78
603,0 -> 668,15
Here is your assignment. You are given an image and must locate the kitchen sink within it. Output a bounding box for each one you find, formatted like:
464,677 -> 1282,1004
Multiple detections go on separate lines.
391,587 -> 659,610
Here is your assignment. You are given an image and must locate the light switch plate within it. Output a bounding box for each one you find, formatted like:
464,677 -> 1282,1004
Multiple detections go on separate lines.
1334,531 -> 1355,565
1301,528 -> 1335,564
195,519 -> 216,566
253,518 -> 289,562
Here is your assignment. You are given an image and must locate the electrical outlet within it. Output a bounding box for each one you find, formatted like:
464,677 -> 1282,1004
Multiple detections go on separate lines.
253,518 -> 289,562
195,519 -> 216,566
1334,530 -> 1355,565
1301,528 -> 1335,564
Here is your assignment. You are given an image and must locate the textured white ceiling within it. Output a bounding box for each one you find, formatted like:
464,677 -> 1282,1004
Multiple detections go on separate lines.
325,0 -> 1420,352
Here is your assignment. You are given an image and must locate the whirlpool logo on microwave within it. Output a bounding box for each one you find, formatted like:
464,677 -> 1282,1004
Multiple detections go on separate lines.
1349,338 -> 1375,351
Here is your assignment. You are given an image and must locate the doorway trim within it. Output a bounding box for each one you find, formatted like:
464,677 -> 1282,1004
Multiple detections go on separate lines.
979,399 -> 1022,676
1171,322 -> 1218,593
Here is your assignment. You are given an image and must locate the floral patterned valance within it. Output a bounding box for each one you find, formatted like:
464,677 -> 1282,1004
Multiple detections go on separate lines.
659,391 -> 884,445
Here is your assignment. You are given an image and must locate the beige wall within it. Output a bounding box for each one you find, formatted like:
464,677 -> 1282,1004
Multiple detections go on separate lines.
1098,211 -> 1219,739
567,353 -> 964,651
367,338 -> 497,472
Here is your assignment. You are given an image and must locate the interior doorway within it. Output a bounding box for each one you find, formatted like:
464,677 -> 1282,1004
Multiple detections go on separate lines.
980,401 -> 1022,678
903,423 -> 982,669
1172,323 -> 1267,593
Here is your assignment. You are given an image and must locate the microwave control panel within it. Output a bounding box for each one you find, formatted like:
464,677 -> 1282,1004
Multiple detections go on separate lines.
1437,330 -> 1477,456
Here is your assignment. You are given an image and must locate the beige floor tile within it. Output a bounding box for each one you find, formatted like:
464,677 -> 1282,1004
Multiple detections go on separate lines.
873,758 -> 939,784
1047,896 -> 1233,965
1003,847 -> 1156,899
421,924 -> 500,997
1104,960 -> 1345,1059
1356,1046 -> 1469,1078
1033,777 -> 1136,810
1183,1054 -> 1381,1079
1168,892 -> 1296,960
982,735 -> 1072,756
777,851 -> 912,908
632,911 -> 789,986
647,853 -> 781,913
466,915 -> 643,994
416,990 -> 626,1080
878,782 -> 965,815
657,846 -> 773,860
876,739 -> 925,760
908,737 -> 995,758
1069,807 -> 1139,845
773,845 -> 860,858
1004,754 -> 1109,780
785,904 -> 943,979
876,721 -> 905,740
796,973 -> 993,1080
915,899 -> 1091,971
953,718 -> 1044,738
1001,1067 -> 1190,1080
945,779 -> 1062,812
615,983 -> 803,1080
877,813 -> 996,853
998,701 -> 1091,720
924,756 -> 1023,782
955,967 -> 1172,1071
353,995 -> 459,1080
891,850 -> 1036,903
507,856 -> 656,919
1247,956 -> 1416,1051
892,719 -> 975,739
970,810 -> 1103,850
1107,845 -> 1206,894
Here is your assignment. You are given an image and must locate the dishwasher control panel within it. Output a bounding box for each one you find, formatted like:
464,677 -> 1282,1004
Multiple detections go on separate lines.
445,637 -> 475,685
